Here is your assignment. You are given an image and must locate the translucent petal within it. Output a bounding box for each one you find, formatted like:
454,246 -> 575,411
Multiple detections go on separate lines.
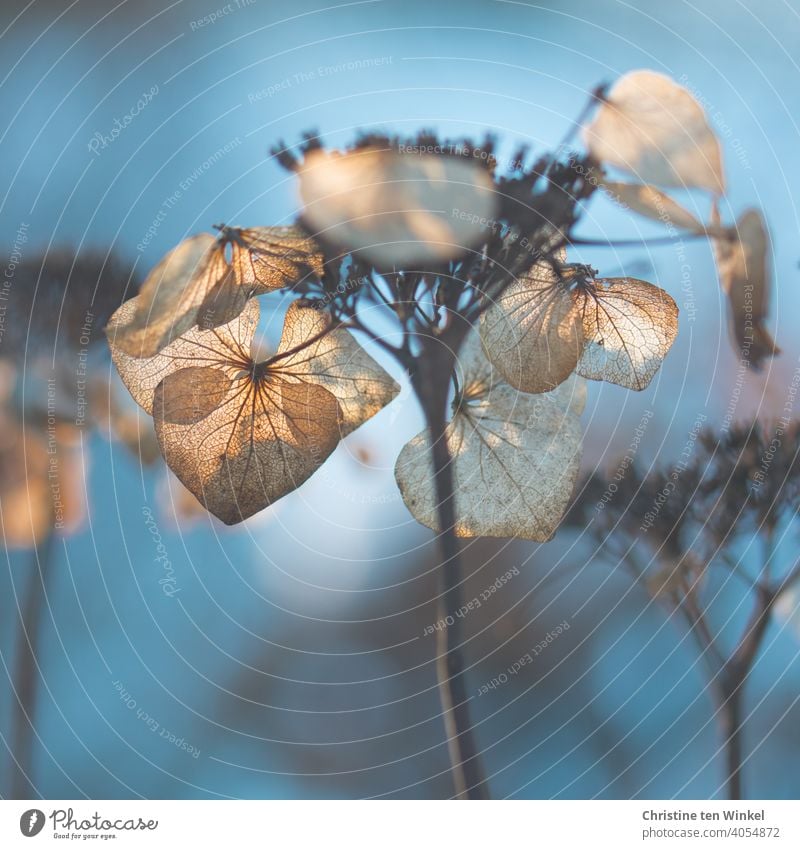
298,146 -> 498,266
575,277 -> 678,390
584,70 -> 725,193
154,372 -> 342,524
111,233 -> 224,357
540,371 -> 588,416
601,181 -> 704,231
231,226 -> 324,292
154,367 -> 233,425
108,228 -> 323,354
108,297 -> 260,415
396,330 -> 583,539
396,382 -> 583,540
480,260 -> 583,394
200,226 -> 324,329
274,301 -> 400,436
711,206 -> 779,368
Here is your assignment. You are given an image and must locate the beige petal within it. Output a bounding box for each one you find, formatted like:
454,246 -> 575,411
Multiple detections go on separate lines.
112,233 -> 226,357
395,380 -> 583,540
273,301 -> 400,435
298,146 -> 498,266
455,320 -> 586,414
154,370 -> 342,524
108,297 -> 260,415
197,273 -> 254,332
480,259 -> 584,394
540,371 -> 588,416
109,228 -> 323,353
601,181 -> 705,232
231,226 -> 324,292
584,70 -> 725,193
200,226 -> 324,329
711,206 -> 779,368
154,367 -> 233,425
575,277 -> 678,390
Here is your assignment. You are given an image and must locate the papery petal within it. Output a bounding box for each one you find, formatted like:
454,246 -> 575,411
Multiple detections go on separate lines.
480,260 -> 583,394
111,233 -> 225,357
298,146 -> 498,266
711,206 -> 779,368
153,369 -> 341,524
396,382 -> 582,540
601,181 -> 705,232
107,297 -> 260,414
584,70 -> 725,193
154,367 -> 233,425
575,277 -> 678,390
274,301 -> 400,435
200,226 -> 324,328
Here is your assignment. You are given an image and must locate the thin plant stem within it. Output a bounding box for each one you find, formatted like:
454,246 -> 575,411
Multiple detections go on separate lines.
413,352 -> 490,800
717,582 -> 775,800
569,231 -> 713,248
10,528 -> 56,799
718,680 -> 744,801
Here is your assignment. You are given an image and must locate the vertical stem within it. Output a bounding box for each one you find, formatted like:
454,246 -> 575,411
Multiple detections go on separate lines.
9,529 -> 55,799
719,680 -> 743,801
414,357 -> 490,800
717,584 -> 774,801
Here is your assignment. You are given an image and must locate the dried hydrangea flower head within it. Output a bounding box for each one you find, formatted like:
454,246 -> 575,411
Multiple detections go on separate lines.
481,254 -> 679,393
108,298 -> 397,523
99,71 -> 783,800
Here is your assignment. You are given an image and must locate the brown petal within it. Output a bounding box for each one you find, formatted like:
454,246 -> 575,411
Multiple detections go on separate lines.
480,261 -> 583,394
154,367 -> 232,425
199,226 -> 324,329
279,380 -> 345,449
232,226 -> 324,292
575,277 -> 679,390
153,374 -> 342,525
711,206 -> 779,368
111,234 -> 226,357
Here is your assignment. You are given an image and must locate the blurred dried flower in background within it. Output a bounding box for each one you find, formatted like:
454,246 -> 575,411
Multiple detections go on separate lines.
566,419 -> 800,798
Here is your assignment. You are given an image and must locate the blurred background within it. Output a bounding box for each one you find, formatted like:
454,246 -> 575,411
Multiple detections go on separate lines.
0,0 -> 799,799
